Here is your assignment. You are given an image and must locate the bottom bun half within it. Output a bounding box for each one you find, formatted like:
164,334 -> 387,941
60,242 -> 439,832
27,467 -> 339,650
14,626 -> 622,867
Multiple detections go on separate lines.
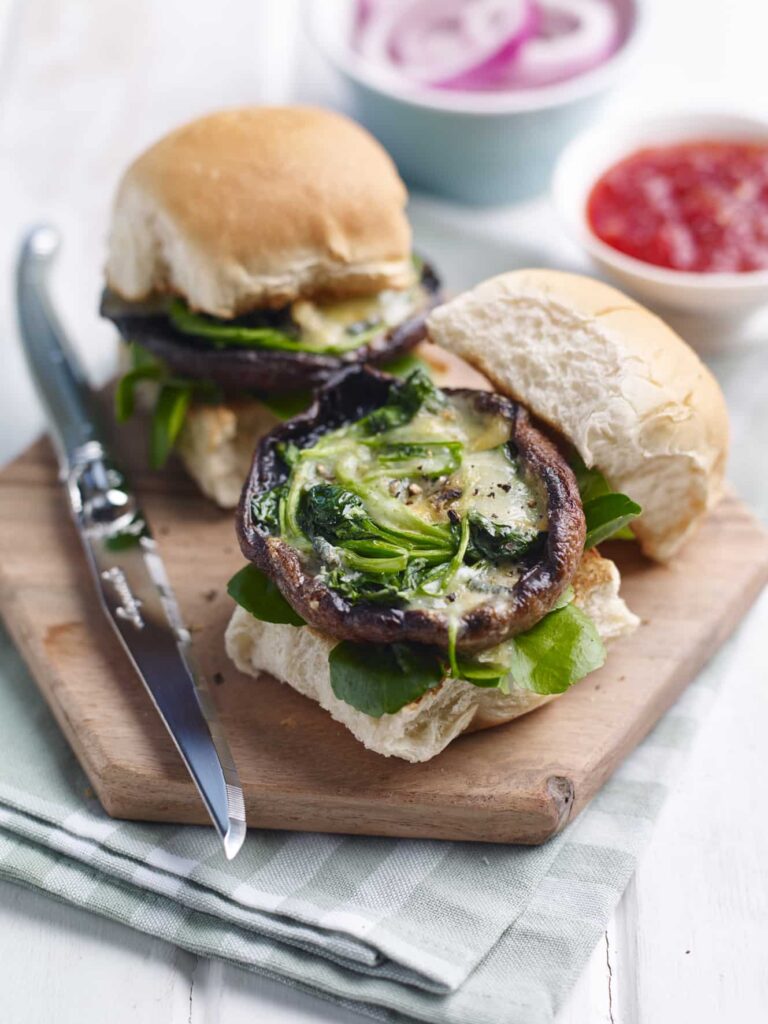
176,399 -> 279,508
225,549 -> 638,763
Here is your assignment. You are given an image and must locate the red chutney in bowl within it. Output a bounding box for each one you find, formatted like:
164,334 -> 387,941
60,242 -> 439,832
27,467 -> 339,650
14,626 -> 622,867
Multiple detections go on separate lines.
586,141 -> 768,273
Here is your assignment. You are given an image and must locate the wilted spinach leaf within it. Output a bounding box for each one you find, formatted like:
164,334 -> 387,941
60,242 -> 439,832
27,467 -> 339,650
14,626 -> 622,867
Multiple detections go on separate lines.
464,511 -> 542,564
328,641 -> 444,717
358,368 -> 443,434
583,493 -> 642,550
227,565 -> 305,626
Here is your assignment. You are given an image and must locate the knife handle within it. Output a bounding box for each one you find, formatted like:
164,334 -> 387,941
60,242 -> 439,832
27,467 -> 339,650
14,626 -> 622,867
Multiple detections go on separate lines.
16,226 -> 101,472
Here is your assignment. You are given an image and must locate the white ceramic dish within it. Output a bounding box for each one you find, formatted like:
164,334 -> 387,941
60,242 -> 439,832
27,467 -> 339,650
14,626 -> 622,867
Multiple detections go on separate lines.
552,111 -> 768,316
309,0 -> 643,205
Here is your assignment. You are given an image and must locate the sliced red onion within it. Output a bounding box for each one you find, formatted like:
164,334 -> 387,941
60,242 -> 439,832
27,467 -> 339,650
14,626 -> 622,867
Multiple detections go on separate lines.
433,1 -> 540,89
503,0 -> 621,87
353,1 -> 411,65
354,0 -> 537,88
351,0 -> 622,93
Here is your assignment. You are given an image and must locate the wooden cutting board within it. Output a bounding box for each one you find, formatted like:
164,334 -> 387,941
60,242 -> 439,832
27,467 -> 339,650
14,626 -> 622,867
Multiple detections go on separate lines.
1,385 -> 767,844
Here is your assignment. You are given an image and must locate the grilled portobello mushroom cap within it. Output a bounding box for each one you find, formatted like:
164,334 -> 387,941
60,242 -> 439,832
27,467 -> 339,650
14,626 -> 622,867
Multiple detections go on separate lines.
101,263 -> 440,395
237,366 -> 586,654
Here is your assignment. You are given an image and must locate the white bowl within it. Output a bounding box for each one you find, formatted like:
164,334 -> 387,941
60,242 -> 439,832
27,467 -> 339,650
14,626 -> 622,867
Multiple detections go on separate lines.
309,0 -> 643,205
552,112 -> 768,316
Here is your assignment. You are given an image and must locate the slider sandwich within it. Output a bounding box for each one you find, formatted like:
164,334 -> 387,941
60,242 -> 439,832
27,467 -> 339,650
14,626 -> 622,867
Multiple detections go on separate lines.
101,107 -> 440,506
226,271 -> 729,762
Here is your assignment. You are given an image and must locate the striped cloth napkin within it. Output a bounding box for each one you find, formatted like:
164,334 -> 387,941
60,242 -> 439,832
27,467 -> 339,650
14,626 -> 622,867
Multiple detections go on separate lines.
0,608 -> 753,1024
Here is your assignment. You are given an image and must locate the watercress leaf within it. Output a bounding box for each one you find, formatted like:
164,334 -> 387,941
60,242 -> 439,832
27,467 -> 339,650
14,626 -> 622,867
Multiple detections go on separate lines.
570,452 -> 641,546
150,383 -> 192,469
455,661 -> 506,687
506,604 -> 605,695
583,493 -> 642,549
380,351 -> 432,379
130,342 -> 162,371
114,364 -> 162,422
328,641 -> 444,717
227,565 -> 305,626
611,524 -> 636,540
570,450 -> 611,504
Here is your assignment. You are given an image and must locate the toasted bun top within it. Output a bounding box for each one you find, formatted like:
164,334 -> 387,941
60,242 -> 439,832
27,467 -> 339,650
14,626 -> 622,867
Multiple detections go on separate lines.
427,269 -> 729,562
106,107 -> 413,316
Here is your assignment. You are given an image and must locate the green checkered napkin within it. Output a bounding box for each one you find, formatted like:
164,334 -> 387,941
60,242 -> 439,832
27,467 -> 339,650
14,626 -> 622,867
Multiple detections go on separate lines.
0,610 -> 749,1024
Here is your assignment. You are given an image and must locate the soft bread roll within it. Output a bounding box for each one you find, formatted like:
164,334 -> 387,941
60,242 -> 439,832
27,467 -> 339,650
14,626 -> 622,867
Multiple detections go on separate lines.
106,107 -> 413,317
427,270 -> 729,562
225,550 -> 638,763
176,400 -> 279,509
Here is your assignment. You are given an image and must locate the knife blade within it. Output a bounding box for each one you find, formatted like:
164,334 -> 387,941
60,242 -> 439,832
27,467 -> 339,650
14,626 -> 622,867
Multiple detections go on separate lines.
16,225 -> 246,859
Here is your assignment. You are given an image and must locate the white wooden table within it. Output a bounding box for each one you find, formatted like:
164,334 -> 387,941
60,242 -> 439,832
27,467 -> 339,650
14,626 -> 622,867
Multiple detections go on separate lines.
2,1 -> 767,1021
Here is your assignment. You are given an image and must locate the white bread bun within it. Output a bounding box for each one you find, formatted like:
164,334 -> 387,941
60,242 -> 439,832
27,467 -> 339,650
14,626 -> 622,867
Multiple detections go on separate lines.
106,107 -> 413,317
225,550 -> 638,763
176,399 -> 279,509
427,270 -> 729,562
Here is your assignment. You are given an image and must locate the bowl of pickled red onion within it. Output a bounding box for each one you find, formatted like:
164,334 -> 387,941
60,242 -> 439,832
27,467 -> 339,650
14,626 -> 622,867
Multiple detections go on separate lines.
310,0 -> 642,204
553,111 -> 768,316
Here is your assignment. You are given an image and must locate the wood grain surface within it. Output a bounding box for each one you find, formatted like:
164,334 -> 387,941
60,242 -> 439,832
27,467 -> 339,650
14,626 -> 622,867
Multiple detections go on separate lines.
1,388 -> 766,845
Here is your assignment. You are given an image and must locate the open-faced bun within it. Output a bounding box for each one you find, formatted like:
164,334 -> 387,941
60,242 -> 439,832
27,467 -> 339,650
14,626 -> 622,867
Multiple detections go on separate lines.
427,270 -> 729,562
225,549 -> 638,763
106,107 -> 413,317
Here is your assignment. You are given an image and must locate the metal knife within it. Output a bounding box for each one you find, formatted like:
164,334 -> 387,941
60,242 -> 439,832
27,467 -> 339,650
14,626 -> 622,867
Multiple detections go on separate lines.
16,225 -> 246,859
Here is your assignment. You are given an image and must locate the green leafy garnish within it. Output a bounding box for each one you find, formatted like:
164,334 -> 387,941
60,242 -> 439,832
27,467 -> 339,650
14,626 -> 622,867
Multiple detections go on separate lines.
114,344 -> 222,469
169,299 -> 302,351
226,565 -> 305,626
570,452 -> 641,548
323,600 -> 604,715
328,641 -> 444,718
115,363 -> 163,421
357,368 -> 443,435
583,493 -> 642,550
504,603 -> 605,694
169,299 -> 385,356
228,568 -> 605,714
464,510 -> 541,564
364,441 -> 462,479
150,385 -> 191,470
296,483 -> 453,594
380,351 -> 433,379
